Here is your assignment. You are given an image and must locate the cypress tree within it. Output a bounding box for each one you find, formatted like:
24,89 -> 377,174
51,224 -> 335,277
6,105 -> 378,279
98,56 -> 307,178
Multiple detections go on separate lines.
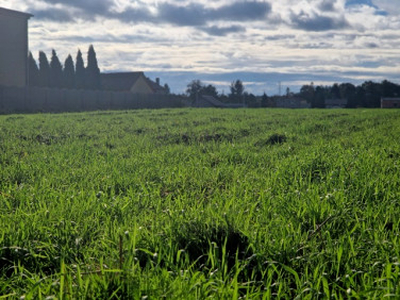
38,51 -> 50,87
63,54 -> 75,89
28,51 -> 39,86
50,49 -> 63,88
75,49 -> 85,89
85,45 -> 101,90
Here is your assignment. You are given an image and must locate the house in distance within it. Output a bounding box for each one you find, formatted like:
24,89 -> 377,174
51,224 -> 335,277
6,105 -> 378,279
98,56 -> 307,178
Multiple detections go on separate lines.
0,7 -> 32,87
101,72 -> 168,95
381,98 -> 400,108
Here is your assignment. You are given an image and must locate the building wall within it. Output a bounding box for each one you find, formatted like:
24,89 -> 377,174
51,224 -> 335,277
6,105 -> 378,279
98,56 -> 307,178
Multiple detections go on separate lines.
0,8 -> 31,87
381,99 -> 400,108
130,75 -> 153,94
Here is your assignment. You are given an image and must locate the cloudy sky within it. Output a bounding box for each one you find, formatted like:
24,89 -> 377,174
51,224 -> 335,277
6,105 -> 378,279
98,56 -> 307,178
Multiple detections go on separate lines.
2,0 -> 400,95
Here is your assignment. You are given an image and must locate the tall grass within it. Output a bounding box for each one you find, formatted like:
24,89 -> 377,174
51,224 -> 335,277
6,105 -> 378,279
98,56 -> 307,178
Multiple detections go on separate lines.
1,108 -> 399,298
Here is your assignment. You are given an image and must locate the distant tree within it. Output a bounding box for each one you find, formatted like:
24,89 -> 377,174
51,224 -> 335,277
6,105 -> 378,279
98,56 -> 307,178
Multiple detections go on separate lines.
203,84 -> 219,98
219,94 -> 229,103
63,54 -> 75,89
28,51 -> 39,86
38,51 -> 50,87
75,49 -> 85,89
331,83 -> 340,99
314,86 -> 325,108
49,49 -> 63,88
354,86 -> 366,107
300,82 -> 315,104
85,45 -> 101,90
339,83 -> 356,99
337,83 -> 355,108
229,80 -> 244,103
186,80 -> 220,100
362,81 -> 382,107
163,83 -> 170,94
261,92 -> 268,107
381,80 -> 399,97
186,80 -> 204,100
246,93 -> 258,107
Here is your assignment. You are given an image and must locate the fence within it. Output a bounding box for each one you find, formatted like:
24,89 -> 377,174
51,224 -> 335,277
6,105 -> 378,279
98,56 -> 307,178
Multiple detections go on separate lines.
0,85 -> 186,114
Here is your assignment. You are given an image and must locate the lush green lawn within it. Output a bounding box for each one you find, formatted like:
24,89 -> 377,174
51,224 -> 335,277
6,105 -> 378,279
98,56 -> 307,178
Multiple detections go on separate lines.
1,108 -> 399,299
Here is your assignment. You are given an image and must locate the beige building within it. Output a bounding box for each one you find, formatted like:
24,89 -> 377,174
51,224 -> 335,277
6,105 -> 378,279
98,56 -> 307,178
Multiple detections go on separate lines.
0,7 -> 32,87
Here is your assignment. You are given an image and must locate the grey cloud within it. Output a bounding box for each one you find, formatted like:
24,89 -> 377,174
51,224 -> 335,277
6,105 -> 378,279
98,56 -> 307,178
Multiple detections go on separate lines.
38,0 -> 113,16
157,2 -> 271,26
110,7 -> 154,24
209,1 -> 272,21
265,34 -> 296,41
364,42 -> 378,48
157,3 -> 207,26
31,7 -> 75,22
317,0 -> 336,12
202,25 -> 246,36
29,1 -> 271,28
290,11 -> 349,31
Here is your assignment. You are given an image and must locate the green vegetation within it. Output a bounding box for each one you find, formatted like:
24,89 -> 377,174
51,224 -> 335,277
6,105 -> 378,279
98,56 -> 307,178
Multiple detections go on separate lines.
1,108 -> 399,299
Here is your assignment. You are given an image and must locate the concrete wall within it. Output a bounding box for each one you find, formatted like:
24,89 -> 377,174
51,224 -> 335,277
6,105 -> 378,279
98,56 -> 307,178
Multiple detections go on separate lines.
0,85 -> 185,113
0,8 -> 31,87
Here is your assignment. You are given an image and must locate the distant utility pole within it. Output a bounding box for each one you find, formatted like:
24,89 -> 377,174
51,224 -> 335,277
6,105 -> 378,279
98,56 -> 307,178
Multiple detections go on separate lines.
278,81 -> 282,96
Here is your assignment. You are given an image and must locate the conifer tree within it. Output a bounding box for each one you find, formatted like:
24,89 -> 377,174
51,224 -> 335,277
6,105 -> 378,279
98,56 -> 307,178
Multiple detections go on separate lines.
164,84 -> 170,94
50,49 -> 63,88
63,54 -> 75,89
75,49 -> 85,89
28,51 -> 39,86
38,51 -> 50,87
85,45 -> 101,90
229,80 -> 244,103
261,92 -> 268,107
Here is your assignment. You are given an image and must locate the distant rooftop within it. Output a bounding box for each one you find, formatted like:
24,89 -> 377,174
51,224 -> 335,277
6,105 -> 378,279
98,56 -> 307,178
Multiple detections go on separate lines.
101,72 -> 144,91
101,72 -> 167,93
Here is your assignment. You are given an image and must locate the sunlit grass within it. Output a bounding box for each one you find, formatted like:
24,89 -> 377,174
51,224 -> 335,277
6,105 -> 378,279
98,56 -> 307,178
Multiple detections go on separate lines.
1,108 -> 399,298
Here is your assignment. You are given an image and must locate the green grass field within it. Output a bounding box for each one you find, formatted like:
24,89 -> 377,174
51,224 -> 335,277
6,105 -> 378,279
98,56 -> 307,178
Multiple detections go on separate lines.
1,108 -> 399,299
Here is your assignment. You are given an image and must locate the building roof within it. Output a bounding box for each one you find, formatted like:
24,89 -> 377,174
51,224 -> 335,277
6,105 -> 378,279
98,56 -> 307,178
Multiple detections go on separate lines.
146,78 -> 167,94
201,95 -> 227,107
192,95 -> 245,108
0,7 -> 33,19
101,72 -> 143,91
100,72 -> 167,93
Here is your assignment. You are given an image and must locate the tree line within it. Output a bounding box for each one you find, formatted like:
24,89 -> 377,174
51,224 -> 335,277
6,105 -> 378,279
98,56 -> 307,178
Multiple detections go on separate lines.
186,79 -> 258,105
299,81 -> 400,108
186,78 -> 400,108
28,45 -> 101,90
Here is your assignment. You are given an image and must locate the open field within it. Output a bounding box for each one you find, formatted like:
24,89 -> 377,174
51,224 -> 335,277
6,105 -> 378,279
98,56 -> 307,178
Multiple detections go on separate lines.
1,108 -> 400,299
